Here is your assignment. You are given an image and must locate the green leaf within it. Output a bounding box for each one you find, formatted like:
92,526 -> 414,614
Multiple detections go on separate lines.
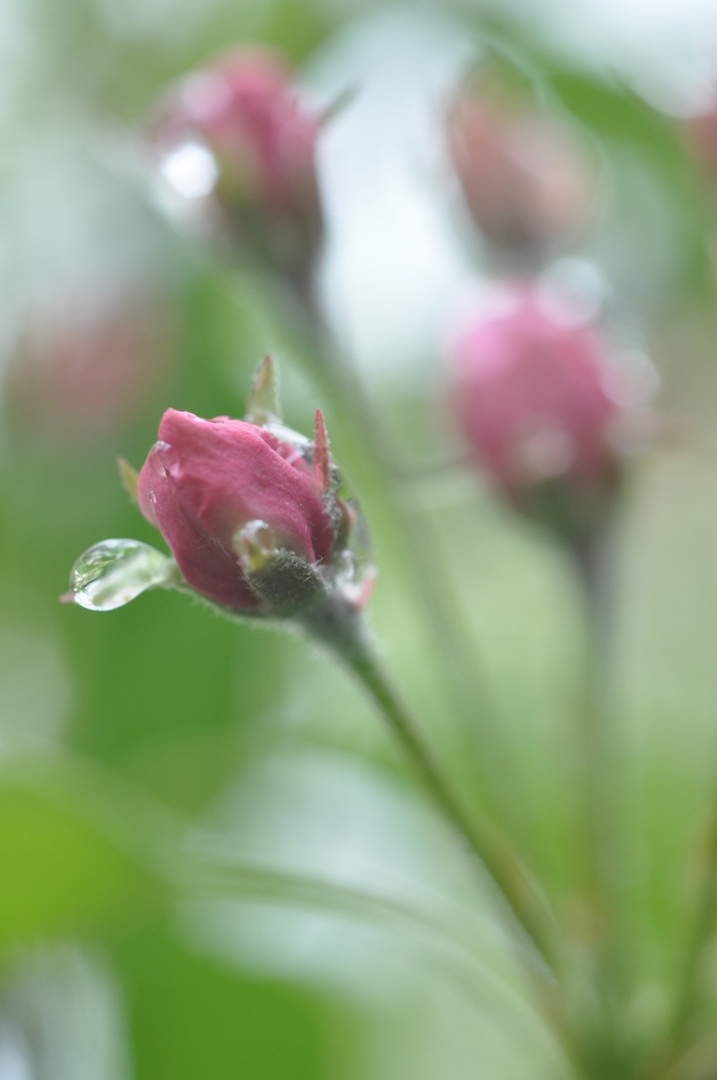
0,766 -> 166,959
112,926 -> 330,1080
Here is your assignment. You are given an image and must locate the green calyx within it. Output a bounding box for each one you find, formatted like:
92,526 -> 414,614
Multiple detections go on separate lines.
234,520 -> 328,617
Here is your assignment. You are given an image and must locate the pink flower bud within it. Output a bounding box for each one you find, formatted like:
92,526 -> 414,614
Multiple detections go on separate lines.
6,291 -> 172,445
152,50 -> 322,278
447,84 -> 595,259
450,286 -> 621,530
137,409 -> 336,612
683,102 -> 717,194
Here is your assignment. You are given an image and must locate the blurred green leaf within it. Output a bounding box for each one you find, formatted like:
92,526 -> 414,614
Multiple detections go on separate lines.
544,68 -> 714,292
66,590 -> 293,812
112,924 -> 333,1080
0,766 -> 166,959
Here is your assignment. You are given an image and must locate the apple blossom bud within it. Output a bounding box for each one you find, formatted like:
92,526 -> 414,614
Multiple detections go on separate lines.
64,359 -> 372,618
682,100 -> 717,200
137,405 -> 343,613
450,285 -> 624,534
5,290 -> 172,444
447,81 -> 595,261
151,49 -> 322,281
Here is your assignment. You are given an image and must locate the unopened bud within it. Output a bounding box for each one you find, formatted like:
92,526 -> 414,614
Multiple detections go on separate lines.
5,290 -> 171,444
64,359 -> 373,618
447,78 -> 596,261
449,284 -> 633,535
150,49 -> 323,281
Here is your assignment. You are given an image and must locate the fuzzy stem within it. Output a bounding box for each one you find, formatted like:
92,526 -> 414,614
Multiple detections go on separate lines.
299,596 -> 559,974
273,273 -> 513,809
571,522 -> 636,1077
295,596 -> 610,1076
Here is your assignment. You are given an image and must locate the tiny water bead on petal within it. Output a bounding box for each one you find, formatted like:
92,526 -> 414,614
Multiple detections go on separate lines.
66,539 -> 179,611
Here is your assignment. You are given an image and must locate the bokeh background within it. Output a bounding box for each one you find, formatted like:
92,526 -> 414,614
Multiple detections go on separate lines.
5,0 -> 717,1076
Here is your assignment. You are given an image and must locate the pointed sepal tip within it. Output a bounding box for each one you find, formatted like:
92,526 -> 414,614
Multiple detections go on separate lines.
245,355 -> 282,426
313,408 -> 331,493
117,456 -> 139,505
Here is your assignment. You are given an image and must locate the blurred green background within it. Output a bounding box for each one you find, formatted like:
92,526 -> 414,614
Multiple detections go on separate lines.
4,0 -> 717,1076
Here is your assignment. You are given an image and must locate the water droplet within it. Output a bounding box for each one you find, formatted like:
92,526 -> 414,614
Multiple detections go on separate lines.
69,539 -> 177,611
334,549 -> 356,585
159,140 -> 218,200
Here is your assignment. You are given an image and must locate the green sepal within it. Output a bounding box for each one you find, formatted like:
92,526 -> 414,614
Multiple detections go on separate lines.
245,355 -> 282,426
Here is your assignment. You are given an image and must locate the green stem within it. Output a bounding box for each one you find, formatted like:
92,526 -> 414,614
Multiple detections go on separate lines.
643,781 -> 717,1080
299,597 -> 559,975
571,523 -> 636,1077
573,527 -> 617,922
296,596 -> 607,1077
272,273 -> 513,807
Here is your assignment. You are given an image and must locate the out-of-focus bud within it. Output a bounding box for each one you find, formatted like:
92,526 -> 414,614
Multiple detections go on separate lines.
682,98 -> 717,200
447,80 -> 596,262
4,290 -> 172,445
150,50 -> 323,282
449,284 -> 631,535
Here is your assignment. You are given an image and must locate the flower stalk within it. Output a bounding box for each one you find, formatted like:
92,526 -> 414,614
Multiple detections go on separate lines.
298,595 -> 559,975
296,594 -> 612,1076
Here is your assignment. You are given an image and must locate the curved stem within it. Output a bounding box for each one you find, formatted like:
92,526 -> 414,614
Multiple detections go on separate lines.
573,527 -> 619,932
240,268 -> 593,1072
351,635 -> 559,971
298,597 -> 559,974
270,273 -> 513,806
571,522 -> 637,1078
295,596 -> 602,1076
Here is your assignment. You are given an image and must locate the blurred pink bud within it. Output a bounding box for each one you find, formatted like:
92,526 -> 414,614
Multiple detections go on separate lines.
137,409 -> 338,612
447,86 -> 595,259
683,102 -> 717,192
450,285 -> 622,531
152,49 -> 322,279
6,293 -> 172,444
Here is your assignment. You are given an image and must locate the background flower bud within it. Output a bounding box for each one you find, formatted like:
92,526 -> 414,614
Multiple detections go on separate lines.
449,284 -> 624,534
137,409 -> 336,612
447,81 -> 595,261
682,98 -> 717,200
4,287 -> 172,446
151,49 -> 322,280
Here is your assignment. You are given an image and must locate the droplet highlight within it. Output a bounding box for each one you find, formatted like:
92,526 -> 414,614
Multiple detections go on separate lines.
68,539 -> 178,611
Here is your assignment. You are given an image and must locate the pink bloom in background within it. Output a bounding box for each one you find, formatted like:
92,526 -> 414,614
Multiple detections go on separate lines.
152,49 -> 322,278
450,285 -> 621,529
682,99 -> 717,195
138,409 -> 336,611
447,84 -> 595,260
6,291 -> 172,444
